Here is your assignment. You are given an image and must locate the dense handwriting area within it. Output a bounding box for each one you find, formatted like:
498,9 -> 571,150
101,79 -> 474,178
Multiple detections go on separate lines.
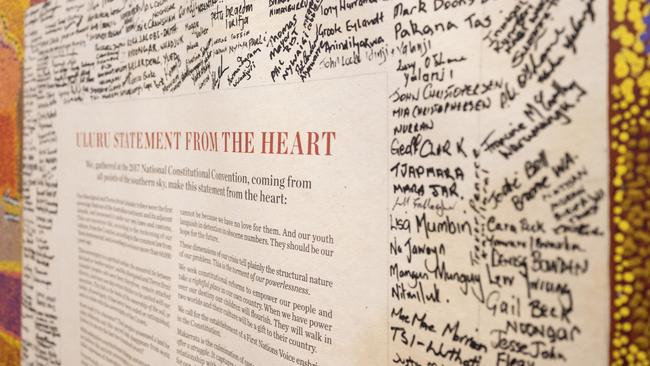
22,0 -> 609,366
387,1 -> 608,366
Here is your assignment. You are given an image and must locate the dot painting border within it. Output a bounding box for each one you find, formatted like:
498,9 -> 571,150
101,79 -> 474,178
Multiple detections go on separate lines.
610,0 -> 650,364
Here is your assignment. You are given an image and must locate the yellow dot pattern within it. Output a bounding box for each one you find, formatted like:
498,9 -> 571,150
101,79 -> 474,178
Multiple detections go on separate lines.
611,0 -> 650,364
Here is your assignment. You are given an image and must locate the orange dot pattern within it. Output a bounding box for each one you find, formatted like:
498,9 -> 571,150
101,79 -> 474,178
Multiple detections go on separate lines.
0,0 -> 32,365
611,0 -> 650,364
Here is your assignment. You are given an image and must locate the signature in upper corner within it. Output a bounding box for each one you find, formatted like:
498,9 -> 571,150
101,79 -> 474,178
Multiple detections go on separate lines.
211,54 -> 230,90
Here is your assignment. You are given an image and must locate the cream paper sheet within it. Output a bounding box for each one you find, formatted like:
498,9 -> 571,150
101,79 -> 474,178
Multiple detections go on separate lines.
22,0 -> 610,365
